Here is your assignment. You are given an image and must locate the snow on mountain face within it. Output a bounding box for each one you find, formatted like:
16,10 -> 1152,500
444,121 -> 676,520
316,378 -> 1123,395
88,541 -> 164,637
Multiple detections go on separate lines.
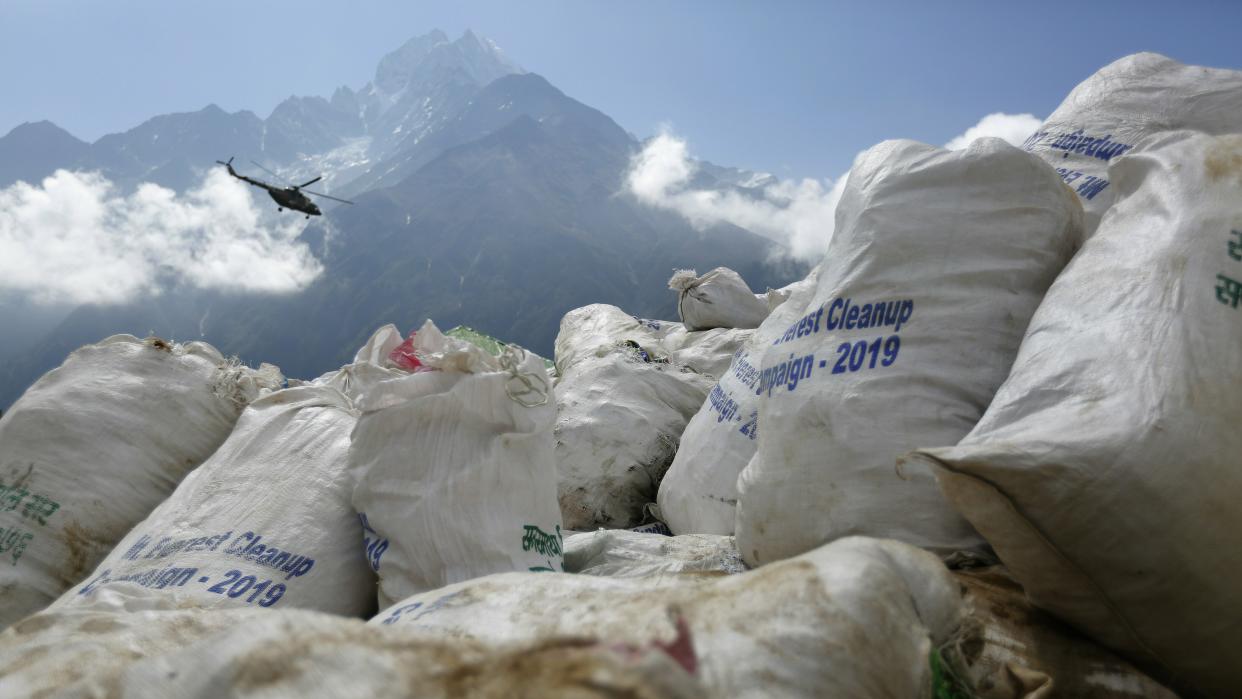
373,29 -> 452,94
263,95 -> 365,163
334,72 -> 616,198
357,30 -> 524,162
453,30 -> 525,86
371,29 -> 521,99
247,30 -> 524,193
272,136 -> 372,200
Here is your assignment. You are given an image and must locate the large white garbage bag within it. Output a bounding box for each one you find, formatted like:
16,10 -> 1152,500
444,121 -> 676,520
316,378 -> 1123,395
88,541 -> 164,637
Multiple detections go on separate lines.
656,271 -> 819,536
564,529 -> 745,578
911,131 -> 1242,698
55,384 -> 375,617
0,335 -> 279,628
0,586 -> 704,699
373,536 -> 963,699
1023,52 -> 1242,237
349,320 -> 562,608
552,303 -> 712,530
668,267 -> 771,330
0,585 -> 264,698
116,609 -> 706,699
555,349 -> 712,530
734,138 -> 1082,566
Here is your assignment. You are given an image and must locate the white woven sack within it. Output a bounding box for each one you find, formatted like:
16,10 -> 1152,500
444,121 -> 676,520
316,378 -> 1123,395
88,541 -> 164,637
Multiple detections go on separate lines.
1023,52 -> 1242,237
0,584 -> 264,697
117,608 -> 706,699
911,131 -> 1242,698
668,267 -> 770,331
372,536 -> 962,699
0,584 -> 704,699
735,138 -> 1082,566
554,350 -> 712,530
349,320 -> 562,608
552,303 -> 712,530
655,270 -> 818,535
55,384 -> 375,617
0,335 -> 277,628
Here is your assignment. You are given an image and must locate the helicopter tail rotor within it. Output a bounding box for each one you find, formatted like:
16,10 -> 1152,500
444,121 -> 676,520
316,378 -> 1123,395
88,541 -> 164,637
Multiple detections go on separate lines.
214,156 -> 238,176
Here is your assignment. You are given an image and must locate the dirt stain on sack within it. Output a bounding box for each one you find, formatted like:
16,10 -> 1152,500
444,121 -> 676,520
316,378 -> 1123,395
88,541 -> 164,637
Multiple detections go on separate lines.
4,462 -> 36,489
58,520 -> 98,588
229,617 -> 701,698
943,565 -> 1181,698
11,613 -> 58,636
10,643 -> 51,670
395,556 -> 922,695
231,622 -> 465,692
79,617 -> 125,635
144,337 -> 173,352
1205,136 -> 1242,183
437,635 -> 702,698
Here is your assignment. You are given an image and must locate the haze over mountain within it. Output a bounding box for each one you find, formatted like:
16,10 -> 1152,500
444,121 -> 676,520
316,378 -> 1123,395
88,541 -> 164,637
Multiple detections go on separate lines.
0,30 -> 803,408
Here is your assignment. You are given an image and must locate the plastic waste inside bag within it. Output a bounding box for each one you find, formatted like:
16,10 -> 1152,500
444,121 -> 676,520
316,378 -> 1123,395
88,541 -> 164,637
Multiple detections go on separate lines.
447,325 -> 556,372
386,333 -> 423,372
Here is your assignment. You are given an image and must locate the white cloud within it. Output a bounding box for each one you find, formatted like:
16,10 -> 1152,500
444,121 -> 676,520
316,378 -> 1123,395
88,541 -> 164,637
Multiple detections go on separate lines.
627,131 -> 844,263
627,113 -> 1044,265
0,169 -> 323,305
944,112 -> 1042,151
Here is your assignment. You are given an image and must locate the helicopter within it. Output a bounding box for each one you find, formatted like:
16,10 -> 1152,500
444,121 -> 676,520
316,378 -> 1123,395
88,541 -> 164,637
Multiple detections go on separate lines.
215,157 -> 354,218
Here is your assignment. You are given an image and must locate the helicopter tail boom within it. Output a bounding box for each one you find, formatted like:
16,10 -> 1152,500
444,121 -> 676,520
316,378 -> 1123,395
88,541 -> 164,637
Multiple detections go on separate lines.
215,157 -> 238,177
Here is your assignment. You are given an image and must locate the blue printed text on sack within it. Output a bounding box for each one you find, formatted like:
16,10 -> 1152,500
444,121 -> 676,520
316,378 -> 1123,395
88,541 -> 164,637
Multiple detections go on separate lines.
773,298 -> 914,347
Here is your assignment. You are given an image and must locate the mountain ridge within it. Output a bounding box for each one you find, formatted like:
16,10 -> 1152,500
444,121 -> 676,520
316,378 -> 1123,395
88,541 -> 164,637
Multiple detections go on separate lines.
0,29 -> 804,409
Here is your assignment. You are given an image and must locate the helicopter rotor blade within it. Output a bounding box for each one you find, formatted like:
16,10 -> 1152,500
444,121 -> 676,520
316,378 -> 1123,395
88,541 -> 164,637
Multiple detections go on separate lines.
248,160 -> 287,183
303,189 -> 355,205
296,176 -> 323,188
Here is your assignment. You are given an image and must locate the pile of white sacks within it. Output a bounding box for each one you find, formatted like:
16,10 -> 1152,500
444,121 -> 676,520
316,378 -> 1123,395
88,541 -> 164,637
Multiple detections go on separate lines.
1,52 -> 1240,698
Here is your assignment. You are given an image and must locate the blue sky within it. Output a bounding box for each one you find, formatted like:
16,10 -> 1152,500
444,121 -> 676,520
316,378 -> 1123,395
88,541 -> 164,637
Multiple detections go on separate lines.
2,1 -> 1241,179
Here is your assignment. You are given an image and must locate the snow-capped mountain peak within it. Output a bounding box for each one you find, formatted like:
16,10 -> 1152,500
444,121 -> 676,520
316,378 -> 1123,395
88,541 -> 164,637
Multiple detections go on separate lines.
370,29 -> 519,100
355,30 -> 523,161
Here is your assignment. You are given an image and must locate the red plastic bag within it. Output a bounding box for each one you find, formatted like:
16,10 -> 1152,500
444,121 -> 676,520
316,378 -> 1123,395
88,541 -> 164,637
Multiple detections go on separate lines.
387,333 -> 422,372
